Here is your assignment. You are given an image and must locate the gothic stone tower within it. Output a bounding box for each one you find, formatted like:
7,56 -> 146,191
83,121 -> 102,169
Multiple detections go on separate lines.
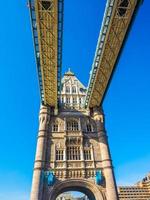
30,70 -> 118,200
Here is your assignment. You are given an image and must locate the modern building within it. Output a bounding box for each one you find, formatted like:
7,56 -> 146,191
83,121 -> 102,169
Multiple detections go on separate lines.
118,173 -> 150,200
30,70 -> 118,200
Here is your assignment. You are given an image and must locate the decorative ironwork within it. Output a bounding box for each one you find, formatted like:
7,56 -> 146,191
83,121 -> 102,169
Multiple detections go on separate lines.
85,0 -> 142,108
95,170 -> 103,185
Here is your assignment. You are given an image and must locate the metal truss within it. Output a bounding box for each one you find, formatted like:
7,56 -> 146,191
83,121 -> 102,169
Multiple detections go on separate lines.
85,0 -> 142,109
29,0 -> 64,107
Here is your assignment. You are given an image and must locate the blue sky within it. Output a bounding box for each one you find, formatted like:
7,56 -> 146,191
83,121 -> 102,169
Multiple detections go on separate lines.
0,0 -> 149,199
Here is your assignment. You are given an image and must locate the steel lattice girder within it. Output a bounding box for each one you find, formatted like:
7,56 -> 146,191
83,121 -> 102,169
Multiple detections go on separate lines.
85,0 -> 142,109
29,0 -> 64,107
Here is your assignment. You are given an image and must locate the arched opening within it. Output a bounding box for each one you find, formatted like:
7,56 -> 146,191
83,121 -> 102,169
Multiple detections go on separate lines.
55,186 -> 95,200
49,179 -> 105,200
56,191 -> 90,200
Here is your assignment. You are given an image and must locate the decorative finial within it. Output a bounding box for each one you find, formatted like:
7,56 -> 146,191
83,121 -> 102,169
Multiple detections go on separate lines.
64,68 -> 75,76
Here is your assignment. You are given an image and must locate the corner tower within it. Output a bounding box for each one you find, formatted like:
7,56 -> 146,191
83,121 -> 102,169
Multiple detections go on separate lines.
30,69 -> 118,200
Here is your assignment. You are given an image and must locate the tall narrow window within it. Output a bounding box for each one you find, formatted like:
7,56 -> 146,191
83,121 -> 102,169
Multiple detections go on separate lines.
65,86 -> 70,93
87,124 -> 92,132
73,97 -> 77,104
66,120 -> 79,131
52,122 -> 58,132
66,97 -> 70,104
56,149 -> 64,160
84,149 -> 91,160
72,86 -> 76,94
79,97 -> 82,104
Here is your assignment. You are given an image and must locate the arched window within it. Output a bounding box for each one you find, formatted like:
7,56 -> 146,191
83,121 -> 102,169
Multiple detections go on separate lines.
65,86 -> 70,93
52,122 -> 58,132
72,86 -> 76,94
86,124 -> 92,132
66,120 -> 79,131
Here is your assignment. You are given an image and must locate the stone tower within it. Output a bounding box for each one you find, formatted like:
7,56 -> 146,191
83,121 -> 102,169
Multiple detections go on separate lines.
30,69 -> 118,200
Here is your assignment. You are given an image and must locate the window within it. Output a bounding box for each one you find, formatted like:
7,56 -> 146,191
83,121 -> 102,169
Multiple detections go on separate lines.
66,97 -> 70,104
73,97 -> 77,104
72,86 -> 76,94
65,86 -> 70,93
66,120 -> 79,131
56,149 -> 64,160
52,122 -> 58,132
87,124 -> 92,132
79,97 -> 82,104
84,149 -> 91,160
67,146 -> 80,160
61,97 -> 64,103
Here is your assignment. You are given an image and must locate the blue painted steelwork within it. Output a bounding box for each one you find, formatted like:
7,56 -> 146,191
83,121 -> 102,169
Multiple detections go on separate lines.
28,0 -> 64,105
57,0 -> 64,101
28,0 -> 44,103
40,170 -> 45,187
95,170 -> 103,185
85,0 -> 115,108
44,171 -> 56,186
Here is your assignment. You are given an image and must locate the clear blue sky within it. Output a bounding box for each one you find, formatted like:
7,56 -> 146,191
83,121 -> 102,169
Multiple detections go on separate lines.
0,0 -> 149,200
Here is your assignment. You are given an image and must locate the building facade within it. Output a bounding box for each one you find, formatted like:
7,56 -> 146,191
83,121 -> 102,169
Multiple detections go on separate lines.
118,173 -> 150,200
30,70 -> 118,200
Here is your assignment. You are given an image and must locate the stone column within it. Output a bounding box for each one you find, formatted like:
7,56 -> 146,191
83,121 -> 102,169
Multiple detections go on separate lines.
91,145 -> 94,161
53,144 -> 56,169
80,137 -> 85,178
64,117 -> 66,131
93,107 -> 118,200
30,105 -> 50,200
64,95 -> 66,104
63,147 -> 67,178
80,146 -> 84,160
79,117 -> 82,131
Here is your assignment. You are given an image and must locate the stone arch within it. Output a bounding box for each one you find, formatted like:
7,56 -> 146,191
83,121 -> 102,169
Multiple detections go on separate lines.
49,179 -> 106,200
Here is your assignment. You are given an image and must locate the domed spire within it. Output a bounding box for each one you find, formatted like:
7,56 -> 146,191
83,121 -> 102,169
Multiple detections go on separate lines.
64,68 -> 75,76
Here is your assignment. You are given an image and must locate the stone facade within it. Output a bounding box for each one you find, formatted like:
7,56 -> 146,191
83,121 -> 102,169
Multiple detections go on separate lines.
30,70 -> 118,200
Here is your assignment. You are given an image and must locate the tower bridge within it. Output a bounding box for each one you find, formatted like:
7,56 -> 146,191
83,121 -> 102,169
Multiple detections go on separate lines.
28,0 -> 142,200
